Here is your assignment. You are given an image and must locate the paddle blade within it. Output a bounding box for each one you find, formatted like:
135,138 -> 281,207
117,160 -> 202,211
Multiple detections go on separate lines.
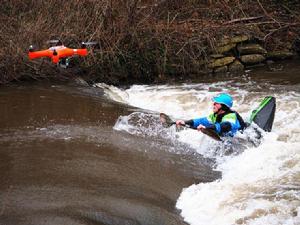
201,128 -> 222,141
160,113 -> 175,128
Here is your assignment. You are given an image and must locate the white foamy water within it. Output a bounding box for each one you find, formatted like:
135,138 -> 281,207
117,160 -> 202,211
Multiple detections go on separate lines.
95,80 -> 300,225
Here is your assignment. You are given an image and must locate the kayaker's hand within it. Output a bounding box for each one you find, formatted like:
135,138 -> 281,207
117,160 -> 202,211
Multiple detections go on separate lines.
197,124 -> 206,131
176,120 -> 185,126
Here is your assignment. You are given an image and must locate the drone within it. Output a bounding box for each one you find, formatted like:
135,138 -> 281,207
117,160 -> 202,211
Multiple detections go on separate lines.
28,40 -> 97,68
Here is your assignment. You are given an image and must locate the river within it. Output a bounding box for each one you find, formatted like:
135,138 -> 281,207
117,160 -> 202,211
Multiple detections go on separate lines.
0,60 -> 299,225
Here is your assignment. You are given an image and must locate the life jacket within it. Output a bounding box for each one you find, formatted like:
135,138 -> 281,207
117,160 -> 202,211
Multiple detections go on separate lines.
214,110 -> 246,131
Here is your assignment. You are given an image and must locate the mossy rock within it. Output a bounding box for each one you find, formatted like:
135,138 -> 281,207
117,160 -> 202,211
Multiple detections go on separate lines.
218,35 -> 249,46
215,35 -> 250,54
240,54 -> 265,65
215,43 -> 236,54
208,56 -> 235,68
228,60 -> 244,72
231,35 -> 249,43
214,66 -> 228,73
266,51 -> 294,60
237,43 -> 267,55
210,54 -> 225,59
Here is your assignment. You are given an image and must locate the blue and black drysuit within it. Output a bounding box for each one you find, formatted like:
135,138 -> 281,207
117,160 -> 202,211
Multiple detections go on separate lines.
185,110 -> 246,137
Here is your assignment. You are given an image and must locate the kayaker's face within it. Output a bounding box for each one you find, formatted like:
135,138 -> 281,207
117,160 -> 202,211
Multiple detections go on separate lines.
213,102 -> 222,113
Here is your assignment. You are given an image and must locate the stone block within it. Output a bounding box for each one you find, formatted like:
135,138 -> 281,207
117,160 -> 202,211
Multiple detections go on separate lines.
237,43 -> 267,55
228,60 -> 244,72
240,54 -> 265,65
208,56 -> 235,68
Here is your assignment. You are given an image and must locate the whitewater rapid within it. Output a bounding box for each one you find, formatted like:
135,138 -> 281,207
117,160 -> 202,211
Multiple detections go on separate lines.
95,79 -> 300,225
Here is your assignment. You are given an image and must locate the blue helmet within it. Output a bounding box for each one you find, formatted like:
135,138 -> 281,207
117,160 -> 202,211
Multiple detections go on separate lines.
212,93 -> 233,108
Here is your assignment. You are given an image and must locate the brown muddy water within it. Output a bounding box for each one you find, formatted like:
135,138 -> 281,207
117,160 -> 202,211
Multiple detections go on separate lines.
0,83 -> 218,225
0,59 -> 300,225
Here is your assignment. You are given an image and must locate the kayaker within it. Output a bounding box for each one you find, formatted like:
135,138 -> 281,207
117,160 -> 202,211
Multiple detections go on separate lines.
176,93 -> 246,137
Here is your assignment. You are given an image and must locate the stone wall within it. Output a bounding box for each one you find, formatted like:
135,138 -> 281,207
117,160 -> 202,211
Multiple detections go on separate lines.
207,35 -> 295,74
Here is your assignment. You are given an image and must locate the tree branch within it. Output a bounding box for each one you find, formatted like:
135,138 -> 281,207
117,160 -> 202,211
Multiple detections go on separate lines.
223,16 -> 264,25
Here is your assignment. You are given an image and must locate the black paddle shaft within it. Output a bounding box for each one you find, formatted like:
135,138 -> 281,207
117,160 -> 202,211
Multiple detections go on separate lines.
159,113 -> 222,141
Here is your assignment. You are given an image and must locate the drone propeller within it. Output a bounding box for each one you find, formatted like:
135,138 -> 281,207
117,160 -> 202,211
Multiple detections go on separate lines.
47,40 -> 63,46
81,41 -> 97,46
81,41 -> 98,48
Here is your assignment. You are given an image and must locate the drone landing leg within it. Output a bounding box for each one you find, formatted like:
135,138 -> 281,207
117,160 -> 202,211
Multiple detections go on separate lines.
58,58 -> 70,69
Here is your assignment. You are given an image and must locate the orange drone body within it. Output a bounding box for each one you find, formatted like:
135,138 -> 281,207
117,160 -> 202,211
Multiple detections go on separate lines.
28,45 -> 88,64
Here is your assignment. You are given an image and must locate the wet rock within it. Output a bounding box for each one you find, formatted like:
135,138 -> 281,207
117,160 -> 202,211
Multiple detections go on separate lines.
73,76 -> 90,86
240,54 -> 265,65
266,51 -> 294,60
214,66 -> 228,73
245,63 -> 265,69
228,60 -> 244,72
208,56 -> 235,68
237,43 -> 267,55
268,63 -> 283,71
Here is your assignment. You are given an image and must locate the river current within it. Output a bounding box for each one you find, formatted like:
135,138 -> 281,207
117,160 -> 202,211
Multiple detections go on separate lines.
0,61 -> 300,225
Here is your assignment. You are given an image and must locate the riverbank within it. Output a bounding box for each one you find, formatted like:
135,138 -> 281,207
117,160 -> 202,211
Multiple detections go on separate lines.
1,0 -> 299,85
